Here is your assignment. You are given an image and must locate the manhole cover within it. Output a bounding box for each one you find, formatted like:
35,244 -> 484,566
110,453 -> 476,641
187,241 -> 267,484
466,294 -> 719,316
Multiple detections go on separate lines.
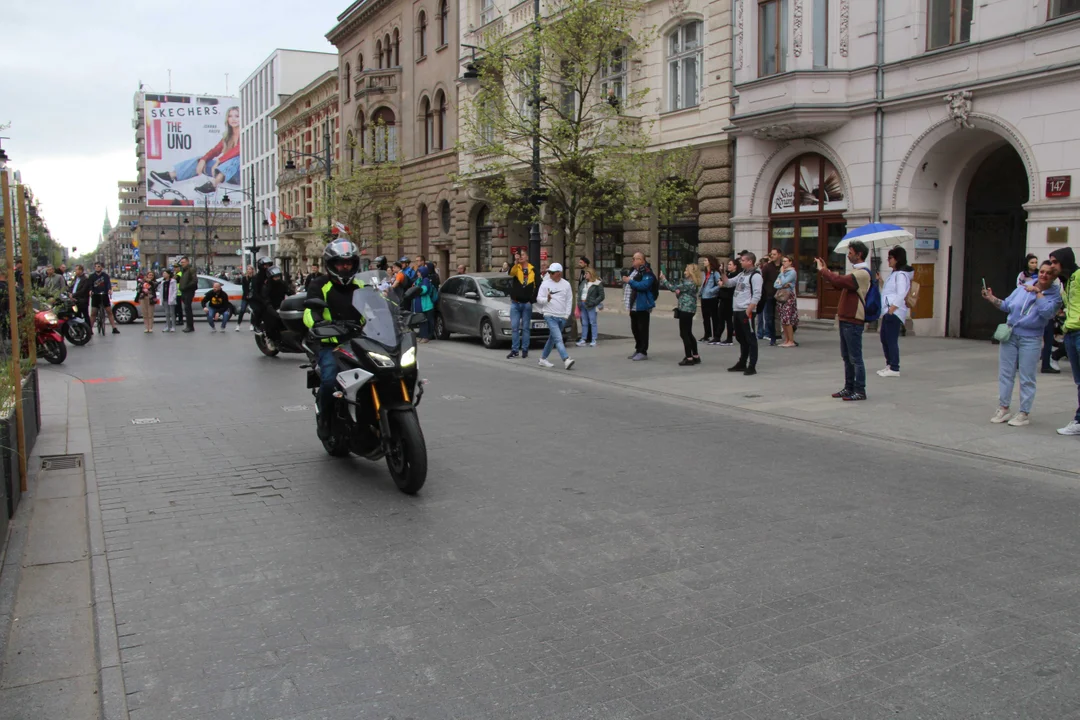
282,405 -> 310,412
131,418 -> 160,425
40,455 -> 83,471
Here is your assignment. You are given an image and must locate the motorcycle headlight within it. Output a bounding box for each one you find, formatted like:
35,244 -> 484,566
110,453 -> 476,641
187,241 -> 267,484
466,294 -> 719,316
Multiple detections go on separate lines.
368,351 -> 395,368
401,346 -> 416,367
43,312 -> 58,324
497,309 -> 510,318
72,306 -> 78,313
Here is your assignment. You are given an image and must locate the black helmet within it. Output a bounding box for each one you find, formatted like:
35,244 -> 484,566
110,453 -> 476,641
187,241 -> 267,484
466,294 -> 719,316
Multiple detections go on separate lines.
374,255 -> 388,271
323,240 -> 361,285
267,266 -> 283,280
256,256 -> 273,270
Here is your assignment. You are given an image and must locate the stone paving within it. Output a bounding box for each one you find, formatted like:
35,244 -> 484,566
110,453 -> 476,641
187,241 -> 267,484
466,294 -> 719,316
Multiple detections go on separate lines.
31,324 -> 1080,719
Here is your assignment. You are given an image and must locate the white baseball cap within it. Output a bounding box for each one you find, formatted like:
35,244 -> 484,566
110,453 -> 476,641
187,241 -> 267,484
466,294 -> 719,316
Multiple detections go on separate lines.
548,262 -> 564,273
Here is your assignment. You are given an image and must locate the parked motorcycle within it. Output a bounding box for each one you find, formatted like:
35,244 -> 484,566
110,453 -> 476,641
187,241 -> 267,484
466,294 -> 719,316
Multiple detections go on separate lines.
52,295 -> 91,346
34,307 -> 67,364
287,285 -> 428,494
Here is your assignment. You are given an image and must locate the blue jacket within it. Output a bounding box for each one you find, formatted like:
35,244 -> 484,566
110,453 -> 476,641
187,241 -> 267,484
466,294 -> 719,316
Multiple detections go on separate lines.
627,266 -> 658,312
998,283 -> 1061,337
700,270 -> 721,300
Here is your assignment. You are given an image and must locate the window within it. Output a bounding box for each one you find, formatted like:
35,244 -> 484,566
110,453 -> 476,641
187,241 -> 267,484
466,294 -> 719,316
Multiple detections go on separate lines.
812,0 -> 827,67
392,30 -> 400,65
358,53 -> 364,72
440,199 -> 452,233
927,0 -> 973,50
758,0 -> 787,76
601,47 -> 627,106
371,107 -> 397,163
384,34 -> 393,67
344,63 -> 351,96
376,40 -> 384,69
1050,0 -> 1080,18
441,277 -> 464,295
347,130 -> 355,167
559,60 -> 578,118
435,91 -> 447,150
418,11 -> 428,57
422,97 -> 434,154
439,0 -> 449,46
480,0 -> 495,26
667,21 -> 703,111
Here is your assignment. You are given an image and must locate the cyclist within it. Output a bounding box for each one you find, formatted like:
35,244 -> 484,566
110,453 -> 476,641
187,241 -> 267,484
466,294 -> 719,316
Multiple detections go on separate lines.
89,262 -> 120,335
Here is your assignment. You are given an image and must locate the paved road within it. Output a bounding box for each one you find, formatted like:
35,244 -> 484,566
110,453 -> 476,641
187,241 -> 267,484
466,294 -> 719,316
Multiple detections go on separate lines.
45,325 -> 1080,719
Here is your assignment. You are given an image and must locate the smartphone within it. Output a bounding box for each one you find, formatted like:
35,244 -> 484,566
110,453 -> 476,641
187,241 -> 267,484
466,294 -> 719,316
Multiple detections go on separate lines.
981,277 -> 987,291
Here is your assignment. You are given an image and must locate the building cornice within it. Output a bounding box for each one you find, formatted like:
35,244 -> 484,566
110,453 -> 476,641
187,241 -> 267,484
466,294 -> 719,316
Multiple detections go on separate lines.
327,0 -> 395,45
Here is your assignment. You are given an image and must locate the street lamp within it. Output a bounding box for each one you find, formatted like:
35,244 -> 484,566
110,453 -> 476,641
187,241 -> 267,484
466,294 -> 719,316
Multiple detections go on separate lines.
222,169 -> 264,266
282,124 -> 333,239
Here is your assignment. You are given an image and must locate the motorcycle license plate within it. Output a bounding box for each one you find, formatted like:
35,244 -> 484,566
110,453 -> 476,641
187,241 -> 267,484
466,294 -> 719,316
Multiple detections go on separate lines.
531,321 -> 545,329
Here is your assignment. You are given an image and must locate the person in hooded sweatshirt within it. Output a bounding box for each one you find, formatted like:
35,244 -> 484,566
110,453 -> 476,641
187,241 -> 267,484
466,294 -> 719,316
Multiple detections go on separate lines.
877,246 -> 914,378
1049,247 -> 1080,436
981,260 -> 1062,428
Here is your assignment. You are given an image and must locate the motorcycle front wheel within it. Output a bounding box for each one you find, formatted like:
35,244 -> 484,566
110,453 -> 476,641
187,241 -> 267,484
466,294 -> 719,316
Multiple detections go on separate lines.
40,339 -> 67,364
64,322 -> 91,346
385,410 -> 427,495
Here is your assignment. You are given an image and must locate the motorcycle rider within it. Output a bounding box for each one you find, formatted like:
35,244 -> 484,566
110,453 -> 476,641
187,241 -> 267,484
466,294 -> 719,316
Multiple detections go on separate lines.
304,241 -> 367,440
249,257 -> 274,330
89,262 -> 120,335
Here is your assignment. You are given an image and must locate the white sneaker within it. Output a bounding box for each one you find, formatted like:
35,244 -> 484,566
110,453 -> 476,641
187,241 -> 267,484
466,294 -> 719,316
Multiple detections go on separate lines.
575,341 -> 586,347
879,369 -> 900,377
1007,412 -> 1030,427
235,325 -> 241,332
589,341 -> 597,347
564,357 -> 575,370
537,358 -> 554,368
1057,420 -> 1080,436
991,408 -> 1012,424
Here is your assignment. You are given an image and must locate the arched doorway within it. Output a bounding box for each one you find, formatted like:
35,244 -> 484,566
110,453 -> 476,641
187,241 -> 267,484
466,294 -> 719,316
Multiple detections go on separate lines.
961,145 -> 1029,339
768,153 -> 848,318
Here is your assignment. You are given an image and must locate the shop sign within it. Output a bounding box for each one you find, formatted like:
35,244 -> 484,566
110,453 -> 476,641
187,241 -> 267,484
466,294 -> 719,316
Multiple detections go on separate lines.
1046,176 -> 1071,198
914,227 -> 939,250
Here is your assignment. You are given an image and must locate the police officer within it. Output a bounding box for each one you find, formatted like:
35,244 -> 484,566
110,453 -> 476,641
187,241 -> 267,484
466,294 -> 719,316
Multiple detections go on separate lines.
304,241 -> 366,440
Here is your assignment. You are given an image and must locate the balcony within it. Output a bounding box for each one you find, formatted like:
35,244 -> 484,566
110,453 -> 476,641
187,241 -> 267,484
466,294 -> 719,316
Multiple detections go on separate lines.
354,69 -> 401,100
283,217 -> 309,232
731,71 -> 871,140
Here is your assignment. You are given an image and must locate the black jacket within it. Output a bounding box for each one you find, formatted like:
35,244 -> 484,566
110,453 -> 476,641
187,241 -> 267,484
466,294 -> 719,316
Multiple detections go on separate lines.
201,288 -> 234,313
251,269 -> 269,305
176,267 -> 197,293
69,275 -> 91,301
241,275 -> 254,300
263,280 -> 291,309
304,273 -> 326,296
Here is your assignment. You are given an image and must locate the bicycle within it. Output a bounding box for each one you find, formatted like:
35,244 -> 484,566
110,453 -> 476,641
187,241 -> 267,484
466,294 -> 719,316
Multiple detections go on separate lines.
94,305 -> 106,336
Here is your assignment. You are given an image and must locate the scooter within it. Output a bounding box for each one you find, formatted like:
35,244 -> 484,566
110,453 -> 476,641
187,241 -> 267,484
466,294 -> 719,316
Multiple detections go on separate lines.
52,295 -> 91,346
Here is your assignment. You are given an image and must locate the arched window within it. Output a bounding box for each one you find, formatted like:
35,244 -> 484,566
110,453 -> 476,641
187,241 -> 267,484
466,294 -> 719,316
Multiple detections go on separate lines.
422,97 -> 433,154
435,90 -> 446,150
356,110 -> 367,165
344,63 -> 351,96
418,11 -> 428,58
371,107 -> 397,163
392,30 -> 400,66
346,130 -> 355,167
439,0 -> 449,47
376,40 -> 384,69
667,21 -> 703,111
358,53 -> 364,72
384,34 -> 392,67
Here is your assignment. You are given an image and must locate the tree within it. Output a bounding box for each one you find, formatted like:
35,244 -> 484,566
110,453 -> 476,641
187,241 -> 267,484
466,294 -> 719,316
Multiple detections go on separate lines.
457,0 -> 697,276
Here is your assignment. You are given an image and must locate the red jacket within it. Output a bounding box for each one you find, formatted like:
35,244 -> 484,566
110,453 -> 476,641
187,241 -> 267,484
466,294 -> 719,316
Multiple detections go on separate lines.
201,139 -> 240,164
820,264 -> 873,324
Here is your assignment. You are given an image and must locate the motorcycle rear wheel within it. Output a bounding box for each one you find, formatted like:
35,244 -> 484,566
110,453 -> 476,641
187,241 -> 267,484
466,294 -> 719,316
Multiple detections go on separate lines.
255,333 -> 280,357
385,410 -> 427,495
41,339 -> 66,364
65,323 -> 91,346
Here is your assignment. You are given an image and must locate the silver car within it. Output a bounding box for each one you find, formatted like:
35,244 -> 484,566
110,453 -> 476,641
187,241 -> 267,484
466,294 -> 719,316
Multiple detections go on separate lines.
433,273 -> 569,349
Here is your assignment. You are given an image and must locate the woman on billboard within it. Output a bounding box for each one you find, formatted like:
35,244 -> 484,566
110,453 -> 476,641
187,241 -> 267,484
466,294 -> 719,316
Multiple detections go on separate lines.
150,106 -> 241,195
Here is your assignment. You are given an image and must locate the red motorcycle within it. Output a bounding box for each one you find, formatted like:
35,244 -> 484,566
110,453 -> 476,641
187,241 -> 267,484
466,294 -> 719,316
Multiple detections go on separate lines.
35,307 -> 67,364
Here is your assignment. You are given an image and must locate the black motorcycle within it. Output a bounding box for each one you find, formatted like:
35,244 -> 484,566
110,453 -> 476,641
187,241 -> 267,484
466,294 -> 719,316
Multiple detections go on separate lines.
255,299 -> 307,357
52,295 -> 91,346
291,285 -> 429,494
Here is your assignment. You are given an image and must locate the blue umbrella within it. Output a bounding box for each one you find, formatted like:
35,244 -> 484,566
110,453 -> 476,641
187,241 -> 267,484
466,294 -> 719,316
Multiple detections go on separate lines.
833,223 -> 913,253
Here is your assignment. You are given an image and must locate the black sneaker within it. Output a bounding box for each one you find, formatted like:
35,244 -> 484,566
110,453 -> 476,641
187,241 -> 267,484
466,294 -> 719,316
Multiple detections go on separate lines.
1042,366 -> 1061,374
743,367 -> 757,376
831,388 -> 852,399
507,350 -> 520,359
182,328 -> 194,333
699,336 -> 710,343
194,181 -> 216,195
719,340 -> 733,346
112,327 -> 120,335
843,392 -> 867,402
727,364 -> 747,372
521,351 -> 528,359
678,358 -> 695,366
150,170 -> 174,186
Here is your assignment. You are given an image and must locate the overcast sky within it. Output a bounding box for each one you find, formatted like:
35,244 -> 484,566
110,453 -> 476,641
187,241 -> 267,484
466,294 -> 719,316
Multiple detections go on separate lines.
1,0 -> 348,256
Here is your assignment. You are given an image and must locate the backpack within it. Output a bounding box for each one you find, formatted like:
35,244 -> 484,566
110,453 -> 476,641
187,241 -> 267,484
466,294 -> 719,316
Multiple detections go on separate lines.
859,269 -> 882,323
905,278 -> 920,309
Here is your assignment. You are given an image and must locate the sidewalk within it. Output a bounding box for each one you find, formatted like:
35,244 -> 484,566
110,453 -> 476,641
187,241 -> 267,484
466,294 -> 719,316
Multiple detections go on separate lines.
430,313 -> 1080,477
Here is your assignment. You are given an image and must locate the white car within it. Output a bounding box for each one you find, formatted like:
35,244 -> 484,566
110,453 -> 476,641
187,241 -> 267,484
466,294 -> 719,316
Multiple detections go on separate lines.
110,275 -> 244,324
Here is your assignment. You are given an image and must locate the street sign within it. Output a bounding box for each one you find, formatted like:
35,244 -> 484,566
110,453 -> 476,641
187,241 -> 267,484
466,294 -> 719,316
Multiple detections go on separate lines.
1046,176 -> 1071,198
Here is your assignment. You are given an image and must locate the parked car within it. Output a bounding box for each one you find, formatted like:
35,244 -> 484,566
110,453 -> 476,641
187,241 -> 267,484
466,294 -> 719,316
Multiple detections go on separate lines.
433,273 -> 569,349
110,275 -> 244,324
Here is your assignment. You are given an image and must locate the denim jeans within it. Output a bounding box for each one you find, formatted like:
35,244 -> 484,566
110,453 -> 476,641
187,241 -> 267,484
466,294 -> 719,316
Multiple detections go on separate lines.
542,316 -> 569,361
880,313 -> 902,371
316,347 -> 338,422
580,304 -> 598,343
510,301 -> 532,352
756,298 -> 776,340
839,321 -> 866,395
1065,330 -> 1080,422
164,304 -> 175,331
998,333 -> 1041,414
206,308 -> 231,329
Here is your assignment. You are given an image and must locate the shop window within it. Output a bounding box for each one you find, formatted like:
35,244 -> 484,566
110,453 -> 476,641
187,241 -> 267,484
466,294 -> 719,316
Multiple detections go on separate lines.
758,0 -> 788,76
1050,0 -> 1080,18
667,21 -> 703,110
927,0 -> 973,50
594,220 -> 624,287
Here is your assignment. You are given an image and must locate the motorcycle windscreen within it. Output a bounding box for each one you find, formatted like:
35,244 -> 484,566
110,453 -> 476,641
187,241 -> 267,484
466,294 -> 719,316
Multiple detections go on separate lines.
352,288 -> 401,347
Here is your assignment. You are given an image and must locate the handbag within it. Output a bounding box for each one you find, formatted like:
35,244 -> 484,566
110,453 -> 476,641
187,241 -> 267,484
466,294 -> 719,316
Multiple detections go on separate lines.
672,308 -> 681,319
776,288 -> 792,303
993,293 -> 1036,343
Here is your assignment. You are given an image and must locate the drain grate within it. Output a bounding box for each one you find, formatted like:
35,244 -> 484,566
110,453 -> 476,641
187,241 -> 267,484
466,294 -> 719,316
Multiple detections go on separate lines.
40,455 -> 83,471
131,418 -> 160,425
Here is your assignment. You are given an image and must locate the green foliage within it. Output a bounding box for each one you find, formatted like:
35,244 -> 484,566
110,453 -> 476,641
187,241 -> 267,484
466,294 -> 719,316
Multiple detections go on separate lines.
457,0 -> 698,261
325,125 -> 408,253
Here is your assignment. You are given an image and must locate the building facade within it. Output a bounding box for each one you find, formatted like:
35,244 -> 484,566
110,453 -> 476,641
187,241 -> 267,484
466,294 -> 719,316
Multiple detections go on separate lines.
453,0 -> 734,282
731,0 -> 1080,337
270,70 -> 340,274
239,49 -> 339,265
328,0 -> 462,274
131,91 -> 243,272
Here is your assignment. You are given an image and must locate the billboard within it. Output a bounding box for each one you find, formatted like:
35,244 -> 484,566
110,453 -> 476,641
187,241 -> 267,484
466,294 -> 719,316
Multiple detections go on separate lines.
143,94 -> 240,208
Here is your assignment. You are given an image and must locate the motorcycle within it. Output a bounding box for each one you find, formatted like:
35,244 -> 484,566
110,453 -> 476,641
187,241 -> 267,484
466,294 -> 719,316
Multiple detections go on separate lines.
52,295 -> 91,346
290,285 -> 428,494
34,306 -> 67,364
255,298 -> 307,357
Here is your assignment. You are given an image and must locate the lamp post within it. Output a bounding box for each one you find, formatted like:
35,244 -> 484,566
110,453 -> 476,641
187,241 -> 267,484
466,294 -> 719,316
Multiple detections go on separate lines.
222,169 -> 264,266
283,123 -> 333,239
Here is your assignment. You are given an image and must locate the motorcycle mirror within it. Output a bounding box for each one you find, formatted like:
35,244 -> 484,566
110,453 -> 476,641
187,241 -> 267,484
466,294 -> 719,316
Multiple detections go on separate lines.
303,298 -> 328,313
408,312 -> 427,328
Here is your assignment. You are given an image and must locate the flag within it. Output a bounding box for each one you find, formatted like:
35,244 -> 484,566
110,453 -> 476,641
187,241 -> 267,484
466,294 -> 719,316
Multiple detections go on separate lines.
333,221 -> 350,235
280,210 -> 293,221
263,209 -> 277,227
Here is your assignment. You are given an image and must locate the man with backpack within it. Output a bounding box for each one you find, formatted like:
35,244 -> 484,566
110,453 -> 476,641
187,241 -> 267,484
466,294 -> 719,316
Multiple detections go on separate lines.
816,240 -> 877,401
723,252 -> 763,376
624,252 -> 658,361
